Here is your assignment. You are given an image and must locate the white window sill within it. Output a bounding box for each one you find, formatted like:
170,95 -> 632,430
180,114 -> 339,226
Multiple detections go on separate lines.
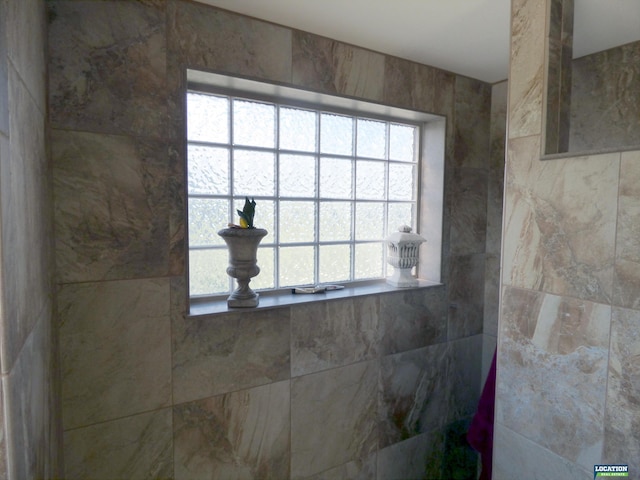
188,279 -> 442,318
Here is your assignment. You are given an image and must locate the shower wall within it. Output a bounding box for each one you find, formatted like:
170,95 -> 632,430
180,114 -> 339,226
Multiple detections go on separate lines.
48,1 -> 496,478
496,0 -> 640,477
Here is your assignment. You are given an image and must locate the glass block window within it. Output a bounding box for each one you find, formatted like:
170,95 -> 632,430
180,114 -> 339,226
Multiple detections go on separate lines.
187,90 -> 420,297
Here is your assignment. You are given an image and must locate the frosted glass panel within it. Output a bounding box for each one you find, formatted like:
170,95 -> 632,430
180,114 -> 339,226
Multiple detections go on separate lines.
187,93 -> 229,143
188,145 -> 229,195
356,160 -> 385,200
251,247 -> 275,290
357,118 -> 386,159
189,248 -> 230,295
389,124 -> 416,161
320,201 -> 351,241
355,202 -> 384,240
354,243 -> 383,279
320,113 -> 353,155
279,246 -> 314,286
320,157 -> 352,199
232,199 -> 274,241
279,201 -> 315,243
280,107 -> 316,152
280,154 -> 316,197
233,150 -> 274,196
319,245 -> 351,283
389,163 -> 415,200
233,99 -> 275,148
189,199 -> 228,246
387,203 -> 414,234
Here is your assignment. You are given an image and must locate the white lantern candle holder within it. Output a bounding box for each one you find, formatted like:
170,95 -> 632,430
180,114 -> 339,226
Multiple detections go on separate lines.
385,225 -> 426,287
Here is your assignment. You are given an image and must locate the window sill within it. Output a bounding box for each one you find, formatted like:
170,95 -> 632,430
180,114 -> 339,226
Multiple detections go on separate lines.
188,279 -> 443,318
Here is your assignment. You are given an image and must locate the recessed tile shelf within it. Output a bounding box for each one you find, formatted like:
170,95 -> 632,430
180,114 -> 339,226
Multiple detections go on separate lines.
189,279 -> 442,317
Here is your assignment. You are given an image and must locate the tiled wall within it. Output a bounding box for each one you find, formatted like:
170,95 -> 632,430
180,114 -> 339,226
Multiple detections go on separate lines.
570,40 -> 640,152
0,0 -> 60,478
496,0 -> 640,477
48,1 -> 495,478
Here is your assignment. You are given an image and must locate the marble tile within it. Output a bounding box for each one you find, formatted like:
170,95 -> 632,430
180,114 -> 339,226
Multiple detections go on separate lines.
170,1 -> 291,84
497,286 -> 610,469
503,137 -> 619,303
508,0 -> 546,139
453,76 -> 491,170
168,141 -> 185,276
174,381 -> 290,480
7,0 -> 46,112
449,335 -> 483,421
302,455 -> 376,480
290,361 -> 377,479
448,254 -> 485,340
291,296 -> 378,377
376,430 -> 445,480
449,168 -> 488,255
378,287 -> 448,355
603,307 -> 640,466
292,31 -> 384,101
487,81 -> 507,257
0,378 -> 6,480
47,0 -> 168,138
614,151 -> 640,309
570,41 -> 640,152
493,424 -> 592,480
379,343 -> 450,448
382,56 -> 435,111
59,278 -> 172,430
481,334 -> 497,383
483,253 -> 500,337
63,408 -> 173,480
2,67 -> 52,372
3,315 -> 53,480
0,0 -> 8,136
52,129 -> 170,283
172,282 -> 290,403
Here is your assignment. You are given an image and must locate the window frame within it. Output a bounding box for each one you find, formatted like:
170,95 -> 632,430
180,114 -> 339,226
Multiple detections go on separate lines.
185,70 -> 446,314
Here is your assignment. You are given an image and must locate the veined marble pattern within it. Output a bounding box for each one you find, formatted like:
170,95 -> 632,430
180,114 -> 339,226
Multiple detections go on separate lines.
614,151 -> 640,309
378,287 -> 448,355
379,343 -> 450,448
59,278 -> 172,430
173,381 -> 290,480
376,431 -> 445,480
169,1 -> 291,84
503,136 -> 619,303
448,254 -> 485,339
52,129 -> 170,283
493,424 -> 592,480
508,0 -> 546,139
47,1 -> 168,138
449,169 -> 488,255
63,409 -> 173,480
448,335 -> 483,421
603,307 -> 640,466
3,66 -> 52,371
302,455 -> 376,480
171,292 -> 290,403
497,286 -> 610,469
291,296 -> 378,377
570,41 -> 640,152
292,31 -> 384,101
290,361 -> 377,479
382,56 -> 436,111
453,76 -> 491,170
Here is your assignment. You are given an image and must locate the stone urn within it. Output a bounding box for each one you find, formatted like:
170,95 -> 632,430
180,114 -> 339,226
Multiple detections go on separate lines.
385,225 -> 426,287
218,227 -> 268,307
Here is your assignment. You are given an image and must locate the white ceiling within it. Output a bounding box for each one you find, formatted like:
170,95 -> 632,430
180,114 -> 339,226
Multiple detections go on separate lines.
197,0 -> 640,84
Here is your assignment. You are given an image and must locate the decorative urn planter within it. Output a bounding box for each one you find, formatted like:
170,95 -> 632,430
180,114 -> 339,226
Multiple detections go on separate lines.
218,227 -> 268,307
385,225 -> 426,287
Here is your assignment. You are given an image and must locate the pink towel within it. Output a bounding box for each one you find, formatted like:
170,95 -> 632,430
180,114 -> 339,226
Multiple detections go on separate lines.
467,350 -> 496,480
